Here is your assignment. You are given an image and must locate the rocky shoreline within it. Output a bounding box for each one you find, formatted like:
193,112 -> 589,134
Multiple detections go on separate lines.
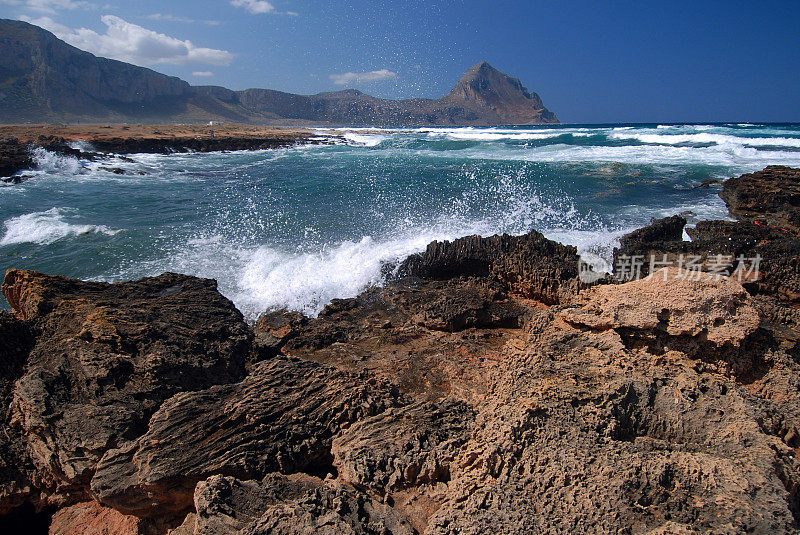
1,166 -> 800,533
0,124 -> 319,180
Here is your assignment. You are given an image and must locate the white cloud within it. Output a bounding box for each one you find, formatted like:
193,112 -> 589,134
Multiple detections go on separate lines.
23,15 -> 234,66
330,69 -> 397,85
0,0 -> 93,14
192,71 -> 214,77
147,13 -> 220,26
230,0 -> 274,14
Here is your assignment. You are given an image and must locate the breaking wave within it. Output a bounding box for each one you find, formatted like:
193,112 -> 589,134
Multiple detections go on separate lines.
29,147 -> 85,175
3,122 -> 795,316
1,208 -> 121,246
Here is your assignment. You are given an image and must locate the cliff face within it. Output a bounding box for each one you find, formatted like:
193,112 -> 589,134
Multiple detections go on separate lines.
0,19 -> 558,125
0,19 -> 193,122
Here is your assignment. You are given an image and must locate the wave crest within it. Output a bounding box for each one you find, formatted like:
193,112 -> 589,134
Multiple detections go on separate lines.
1,208 -> 121,246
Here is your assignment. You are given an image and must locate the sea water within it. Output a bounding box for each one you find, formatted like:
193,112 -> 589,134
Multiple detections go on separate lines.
2,123 -> 799,317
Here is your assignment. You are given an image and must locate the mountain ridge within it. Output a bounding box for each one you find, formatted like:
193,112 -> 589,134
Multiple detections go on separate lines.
0,19 -> 558,126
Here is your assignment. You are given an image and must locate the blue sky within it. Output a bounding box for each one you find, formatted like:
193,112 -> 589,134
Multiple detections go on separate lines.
1,0 -> 798,123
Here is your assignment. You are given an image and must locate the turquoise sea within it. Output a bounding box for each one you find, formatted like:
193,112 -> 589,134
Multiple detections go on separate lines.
2,123 -> 800,316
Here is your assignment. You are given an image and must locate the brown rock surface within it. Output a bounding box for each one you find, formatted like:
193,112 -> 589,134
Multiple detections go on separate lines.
90,356 -> 404,518
1,270 -> 251,509
283,278 -> 534,402
0,310 -> 36,513
189,473 -> 415,535
332,400 -> 474,496
562,267 -> 759,346
614,170 -> 800,337
49,501 -> 141,535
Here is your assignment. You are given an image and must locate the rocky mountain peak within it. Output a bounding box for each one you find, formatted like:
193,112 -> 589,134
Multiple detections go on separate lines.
444,61 -> 557,124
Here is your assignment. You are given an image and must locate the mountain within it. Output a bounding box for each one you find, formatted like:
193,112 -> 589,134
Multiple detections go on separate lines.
443,61 -> 557,124
0,19 -> 558,125
0,19 -> 261,124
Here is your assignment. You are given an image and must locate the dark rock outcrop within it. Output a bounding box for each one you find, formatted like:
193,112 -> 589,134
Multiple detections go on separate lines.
0,138 -> 30,178
399,230 -> 581,304
720,165 -> 800,232
0,131 -> 314,179
617,214 -> 686,252
84,136 -> 305,155
0,311 -> 36,514
0,270 -> 251,510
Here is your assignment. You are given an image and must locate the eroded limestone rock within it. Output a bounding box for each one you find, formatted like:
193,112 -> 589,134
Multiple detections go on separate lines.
562,267 -> 759,346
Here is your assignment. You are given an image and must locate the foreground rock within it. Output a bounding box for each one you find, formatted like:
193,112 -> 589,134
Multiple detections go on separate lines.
562,267 -> 759,346
49,501 -> 141,535
615,170 -> 800,340
2,167 -> 800,533
427,284 -> 798,533
183,473 -> 415,535
91,356 -> 403,518
0,270 -> 251,511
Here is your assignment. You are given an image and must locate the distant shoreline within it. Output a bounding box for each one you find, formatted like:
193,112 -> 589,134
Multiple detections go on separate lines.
0,124 -> 325,179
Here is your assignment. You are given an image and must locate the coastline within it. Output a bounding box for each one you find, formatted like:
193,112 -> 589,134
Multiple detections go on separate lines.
1,166 -> 800,533
0,124 -> 323,179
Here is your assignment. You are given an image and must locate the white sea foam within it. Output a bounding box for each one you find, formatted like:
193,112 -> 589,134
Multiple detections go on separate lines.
0,208 -> 120,245
67,140 -> 97,153
112,172 -> 600,318
608,131 -> 800,147
29,147 -> 85,175
654,124 -> 715,130
422,127 -> 593,141
123,231 -> 464,317
234,234 -> 440,316
343,132 -> 388,146
417,141 -> 800,170
181,219 -> 619,319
